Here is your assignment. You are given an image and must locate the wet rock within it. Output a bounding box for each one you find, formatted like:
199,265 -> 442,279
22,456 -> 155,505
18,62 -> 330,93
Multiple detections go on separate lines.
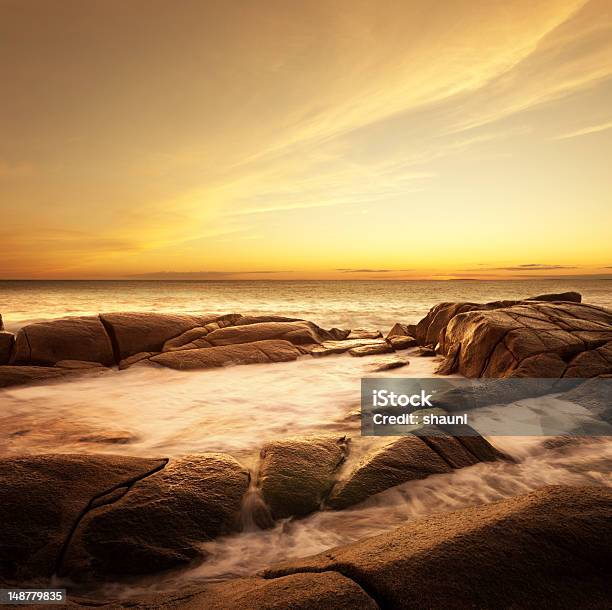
527,291 -> 582,303
150,340 -> 303,370
99,312 -> 217,360
348,343 -> 393,357
370,358 -> 410,371
438,302 -> 612,378
61,454 -> 249,580
162,327 -> 213,351
152,572 -> 378,610
258,435 -> 348,519
310,338 -> 388,357
265,485 -> 612,609
387,335 -> 418,350
0,331 -> 14,364
386,322 -> 417,339
206,321 -> 344,347
417,346 -> 436,357
0,454 -> 165,584
347,329 -> 383,339
10,316 -> 115,366
118,351 -> 157,370
326,435 -> 451,509
0,365 -> 68,388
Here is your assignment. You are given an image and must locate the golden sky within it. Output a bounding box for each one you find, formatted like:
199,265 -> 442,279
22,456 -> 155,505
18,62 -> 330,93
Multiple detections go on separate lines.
1,0 -> 611,279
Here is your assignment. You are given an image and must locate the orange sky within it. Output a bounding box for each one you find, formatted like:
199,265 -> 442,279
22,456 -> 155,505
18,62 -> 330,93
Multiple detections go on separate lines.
1,0 -> 611,280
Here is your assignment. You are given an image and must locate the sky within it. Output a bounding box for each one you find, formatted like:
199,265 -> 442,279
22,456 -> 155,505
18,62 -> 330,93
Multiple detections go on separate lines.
1,0 -> 611,280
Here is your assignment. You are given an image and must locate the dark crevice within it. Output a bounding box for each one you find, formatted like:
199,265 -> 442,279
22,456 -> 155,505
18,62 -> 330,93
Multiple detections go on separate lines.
53,458 -> 169,576
478,328 -> 512,377
98,315 -> 121,365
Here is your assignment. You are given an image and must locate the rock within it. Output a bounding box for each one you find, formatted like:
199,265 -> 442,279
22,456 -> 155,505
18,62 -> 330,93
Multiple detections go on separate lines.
10,316 -> 115,366
0,313 -> 3,330
258,435 -> 348,519
118,351 -> 157,370
150,340 -> 303,370
0,331 -> 14,364
527,291 -> 582,303
99,312 -> 216,360
152,571 -> 378,610
162,327 -> 213,351
264,485 -> 612,609
386,323 -> 416,339
387,335 -> 418,350
310,338 -> 389,357
326,435 -> 451,509
54,360 -> 107,370
347,329 -> 382,339
0,365 -> 68,388
438,302 -> 612,377
348,343 -> 393,357
0,454 -> 166,584
370,358 -> 410,371
206,321 -> 344,347
61,454 -> 249,580
417,346 -> 436,357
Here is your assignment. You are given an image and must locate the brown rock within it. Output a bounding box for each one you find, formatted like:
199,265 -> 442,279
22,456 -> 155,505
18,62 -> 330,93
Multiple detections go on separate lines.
0,365 -> 68,388
265,486 -> 612,609
61,454 -> 249,580
386,322 -> 416,339
150,340 -> 302,370
0,454 -> 166,584
347,329 -> 383,339
310,338 -> 388,357
326,436 -> 451,509
417,346 -> 436,357
258,435 -> 348,519
10,316 -> 114,366
118,351 -> 157,370
206,321 -> 343,346
387,335 -> 418,350
162,327 -> 213,351
54,360 -> 107,370
370,358 -> 410,371
155,572 -> 377,610
438,302 -> 612,378
99,312 -> 216,360
348,343 -> 393,357
0,331 -> 14,364
527,291 -> 582,303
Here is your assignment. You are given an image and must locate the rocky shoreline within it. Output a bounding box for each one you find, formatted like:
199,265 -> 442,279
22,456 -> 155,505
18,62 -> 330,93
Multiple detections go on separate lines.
0,291 -> 611,608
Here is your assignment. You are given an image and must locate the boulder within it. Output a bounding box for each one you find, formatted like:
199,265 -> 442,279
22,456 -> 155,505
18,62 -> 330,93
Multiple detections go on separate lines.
150,340 -> 303,370
99,312 -> 217,360
370,358 -> 410,371
0,313 -> 3,330
347,329 -> 383,339
0,454 -> 166,584
10,316 -> 114,366
348,343 -> 393,357
0,365 -> 68,388
264,486 -> 612,609
0,331 -> 14,364
61,454 -> 249,580
310,338 -> 388,357
386,323 -> 416,339
151,571 -> 377,610
387,335 -> 418,350
326,435 -> 451,509
527,291 -> 582,303
206,321 -> 344,347
54,360 -> 107,370
162,327 -> 213,351
437,302 -> 612,378
258,435 -> 348,519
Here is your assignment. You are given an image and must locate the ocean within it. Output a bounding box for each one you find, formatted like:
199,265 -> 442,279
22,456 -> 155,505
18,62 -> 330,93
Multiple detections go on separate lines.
1,278 -> 611,331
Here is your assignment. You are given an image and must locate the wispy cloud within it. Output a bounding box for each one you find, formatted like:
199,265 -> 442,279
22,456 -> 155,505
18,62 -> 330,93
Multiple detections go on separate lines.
554,119 -> 612,139
123,270 -> 287,280
465,264 -> 578,272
